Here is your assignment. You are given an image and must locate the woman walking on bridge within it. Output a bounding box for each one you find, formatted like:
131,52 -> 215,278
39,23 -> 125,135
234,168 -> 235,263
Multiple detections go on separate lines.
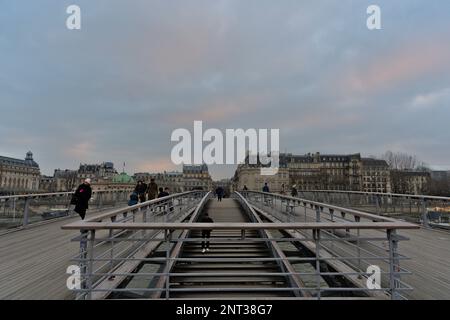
71,178 -> 92,220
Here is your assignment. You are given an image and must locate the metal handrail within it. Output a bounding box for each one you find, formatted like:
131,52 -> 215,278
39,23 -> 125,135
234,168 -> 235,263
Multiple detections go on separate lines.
62,221 -> 418,231
0,189 -> 134,201
82,191 -> 205,223
240,191 -> 405,223
296,189 -> 450,201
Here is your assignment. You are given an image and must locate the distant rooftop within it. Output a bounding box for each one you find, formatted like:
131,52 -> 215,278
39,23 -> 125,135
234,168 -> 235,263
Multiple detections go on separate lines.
0,151 -> 39,168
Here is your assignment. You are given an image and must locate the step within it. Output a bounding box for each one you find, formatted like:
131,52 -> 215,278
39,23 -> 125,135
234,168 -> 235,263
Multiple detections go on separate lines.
182,248 -> 268,254
170,276 -> 286,284
169,283 -> 288,289
169,291 -> 293,298
174,263 -> 279,270
182,252 -> 272,258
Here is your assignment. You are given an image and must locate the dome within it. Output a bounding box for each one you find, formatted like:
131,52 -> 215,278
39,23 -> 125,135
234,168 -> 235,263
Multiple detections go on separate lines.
112,172 -> 135,184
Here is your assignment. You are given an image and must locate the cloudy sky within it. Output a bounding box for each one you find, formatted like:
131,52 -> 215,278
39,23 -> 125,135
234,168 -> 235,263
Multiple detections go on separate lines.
1,0 -> 449,179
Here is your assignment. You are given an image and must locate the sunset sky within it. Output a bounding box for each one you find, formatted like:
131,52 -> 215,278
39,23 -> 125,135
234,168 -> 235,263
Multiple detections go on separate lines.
1,0 -> 449,179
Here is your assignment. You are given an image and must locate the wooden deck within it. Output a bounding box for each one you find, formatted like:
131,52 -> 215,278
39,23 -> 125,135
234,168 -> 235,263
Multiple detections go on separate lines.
0,215 -> 81,300
0,200 -> 449,300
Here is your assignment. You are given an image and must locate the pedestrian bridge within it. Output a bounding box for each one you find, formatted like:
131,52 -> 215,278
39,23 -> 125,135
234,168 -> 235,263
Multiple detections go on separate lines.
0,190 -> 449,300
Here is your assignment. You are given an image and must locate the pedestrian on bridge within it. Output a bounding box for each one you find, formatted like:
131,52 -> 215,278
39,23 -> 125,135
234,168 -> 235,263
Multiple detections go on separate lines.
262,183 -> 270,193
128,191 -> 139,206
72,179 -> 92,220
243,185 -> 248,191
291,185 -> 298,197
147,178 -> 158,200
215,186 -> 224,202
200,213 -> 214,253
158,187 -> 169,198
134,180 -> 147,203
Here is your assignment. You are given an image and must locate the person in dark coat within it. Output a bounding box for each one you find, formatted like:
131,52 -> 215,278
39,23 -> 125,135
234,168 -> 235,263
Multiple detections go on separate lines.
291,185 -> 298,197
200,213 -> 214,253
158,187 -> 169,198
147,178 -> 158,200
73,179 -> 92,220
262,183 -> 270,193
243,185 -> 248,191
134,180 -> 147,203
215,186 -> 224,202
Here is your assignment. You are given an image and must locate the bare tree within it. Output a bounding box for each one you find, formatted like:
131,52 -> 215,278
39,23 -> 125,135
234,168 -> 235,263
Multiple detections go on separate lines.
381,151 -> 428,170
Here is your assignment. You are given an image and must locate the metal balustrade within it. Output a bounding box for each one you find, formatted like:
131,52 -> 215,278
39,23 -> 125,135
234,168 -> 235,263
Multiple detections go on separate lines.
239,191 -> 419,300
293,190 -> 450,229
62,190 -> 418,300
62,190 -> 209,300
0,189 -> 133,230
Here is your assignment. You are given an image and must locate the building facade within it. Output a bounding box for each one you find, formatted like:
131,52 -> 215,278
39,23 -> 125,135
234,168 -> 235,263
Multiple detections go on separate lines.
183,164 -> 213,191
0,152 -> 40,194
77,162 -> 117,184
151,171 -> 184,193
233,152 -> 392,194
360,158 -> 391,193
390,170 -> 431,195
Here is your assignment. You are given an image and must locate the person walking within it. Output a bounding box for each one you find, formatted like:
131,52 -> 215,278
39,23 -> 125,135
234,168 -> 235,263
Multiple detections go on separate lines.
262,182 -> 270,205
280,183 -> 286,195
291,185 -> 298,197
243,185 -> 248,191
215,186 -> 224,202
72,178 -> 92,220
200,213 -> 214,253
134,180 -> 147,203
147,178 -> 158,201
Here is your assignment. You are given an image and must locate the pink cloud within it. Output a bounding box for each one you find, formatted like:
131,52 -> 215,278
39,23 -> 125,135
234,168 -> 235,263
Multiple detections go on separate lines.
64,141 -> 95,158
165,94 -> 267,125
135,158 -> 178,173
340,37 -> 450,95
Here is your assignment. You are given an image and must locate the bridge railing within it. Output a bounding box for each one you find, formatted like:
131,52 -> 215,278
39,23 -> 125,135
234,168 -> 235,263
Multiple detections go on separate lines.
294,190 -> 450,229
0,189 -> 133,230
62,191 -> 209,300
240,191 -> 419,300
62,191 -> 418,300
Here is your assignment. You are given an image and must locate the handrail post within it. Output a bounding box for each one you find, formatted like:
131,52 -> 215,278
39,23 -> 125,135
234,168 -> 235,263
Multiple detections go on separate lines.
165,229 -> 171,299
387,229 -> 400,300
78,230 -> 89,300
23,197 -> 30,227
313,228 -> 321,299
421,199 -> 429,228
87,230 -> 96,300
355,216 -> 362,277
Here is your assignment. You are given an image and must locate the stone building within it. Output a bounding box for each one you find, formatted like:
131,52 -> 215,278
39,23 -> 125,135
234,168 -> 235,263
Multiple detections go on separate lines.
54,169 -> 78,191
390,170 -> 431,195
77,162 -> 117,184
183,164 -> 213,191
134,171 -> 185,193
232,152 -> 392,193
284,153 -> 361,191
361,158 -> 391,193
233,165 -> 289,193
0,151 -> 40,194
